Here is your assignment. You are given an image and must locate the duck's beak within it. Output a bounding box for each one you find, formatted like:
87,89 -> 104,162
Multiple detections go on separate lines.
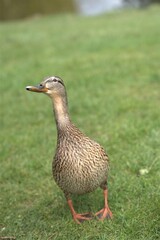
26,85 -> 48,93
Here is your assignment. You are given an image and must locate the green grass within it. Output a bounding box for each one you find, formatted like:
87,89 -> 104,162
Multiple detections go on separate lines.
1,5 -> 160,240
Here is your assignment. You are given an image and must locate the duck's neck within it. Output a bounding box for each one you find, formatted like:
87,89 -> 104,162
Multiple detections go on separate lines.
51,93 -> 71,130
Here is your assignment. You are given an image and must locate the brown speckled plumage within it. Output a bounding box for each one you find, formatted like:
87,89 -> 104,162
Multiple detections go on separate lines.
53,123 -> 109,197
26,76 -> 113,223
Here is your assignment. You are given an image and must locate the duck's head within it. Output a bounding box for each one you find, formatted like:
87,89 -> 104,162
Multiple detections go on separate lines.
26,76 -> 65,98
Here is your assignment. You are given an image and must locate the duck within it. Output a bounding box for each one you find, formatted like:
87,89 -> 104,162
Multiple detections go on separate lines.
26,76 -> 113,224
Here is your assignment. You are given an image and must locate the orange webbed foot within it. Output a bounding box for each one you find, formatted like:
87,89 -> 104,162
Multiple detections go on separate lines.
95,207 -> 113,220
73,212 -> 93,224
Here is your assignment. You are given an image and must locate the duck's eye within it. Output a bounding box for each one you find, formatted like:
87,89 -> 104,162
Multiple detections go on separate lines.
40,84 -> 43,86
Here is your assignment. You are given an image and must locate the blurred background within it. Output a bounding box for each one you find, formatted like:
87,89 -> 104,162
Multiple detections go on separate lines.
1,0 -> 160,239
0,0 -> 160,21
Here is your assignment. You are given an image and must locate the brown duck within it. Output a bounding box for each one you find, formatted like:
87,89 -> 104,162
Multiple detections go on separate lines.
26,76 -> 112,224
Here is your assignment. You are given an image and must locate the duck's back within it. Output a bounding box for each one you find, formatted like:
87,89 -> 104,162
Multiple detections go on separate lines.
53,123 -> 109,195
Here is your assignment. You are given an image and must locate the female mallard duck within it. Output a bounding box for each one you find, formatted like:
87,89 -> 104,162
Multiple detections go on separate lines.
26,76 -> 112,224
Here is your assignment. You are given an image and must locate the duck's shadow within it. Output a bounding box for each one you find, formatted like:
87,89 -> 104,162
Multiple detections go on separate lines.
50,188 -> 104,220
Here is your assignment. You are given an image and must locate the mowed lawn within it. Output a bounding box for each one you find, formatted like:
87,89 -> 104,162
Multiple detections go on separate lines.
0,5 -> 160,240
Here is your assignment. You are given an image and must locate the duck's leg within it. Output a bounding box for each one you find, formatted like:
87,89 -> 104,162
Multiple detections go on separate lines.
95,186 -> 113,220
67,198 -> 93,224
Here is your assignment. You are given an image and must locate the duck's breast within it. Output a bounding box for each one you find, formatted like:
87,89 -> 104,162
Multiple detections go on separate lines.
53,136 -> 109,194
